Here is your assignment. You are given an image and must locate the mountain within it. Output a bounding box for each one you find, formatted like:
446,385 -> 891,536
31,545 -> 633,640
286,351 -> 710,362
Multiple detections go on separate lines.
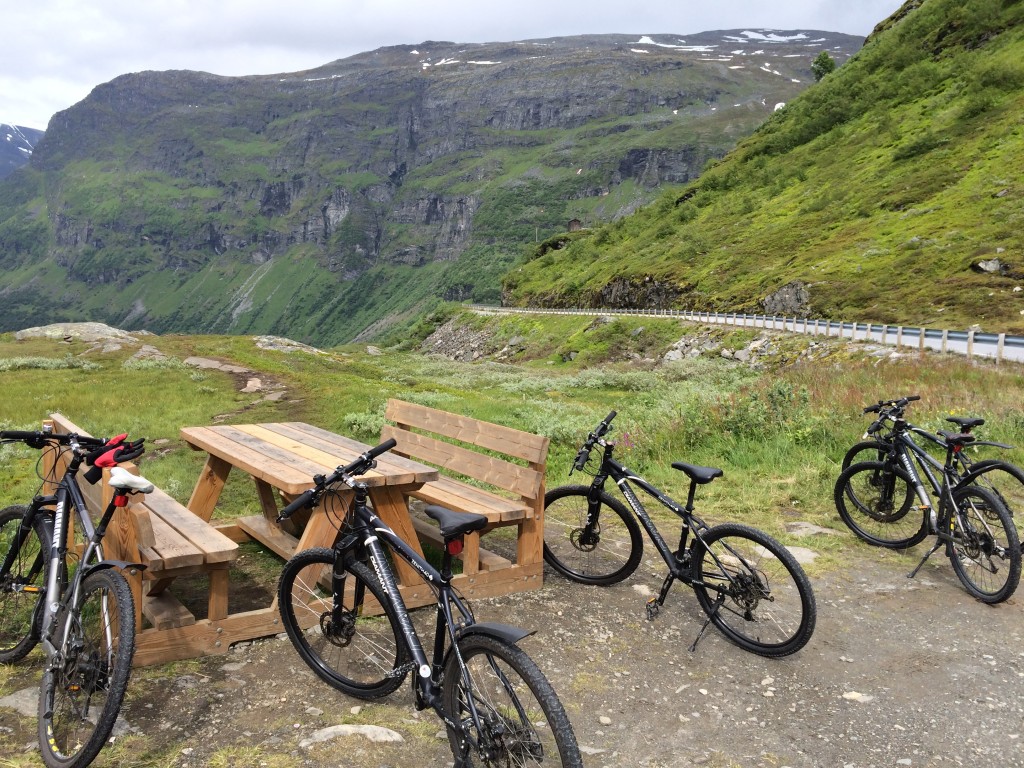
0,124 -> 43,179
505,0 -> 1024,334
0,30 -> 862,344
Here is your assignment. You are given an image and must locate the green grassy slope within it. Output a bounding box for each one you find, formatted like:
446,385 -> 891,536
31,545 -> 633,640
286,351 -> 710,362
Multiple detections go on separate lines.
505,0 -> 1024,333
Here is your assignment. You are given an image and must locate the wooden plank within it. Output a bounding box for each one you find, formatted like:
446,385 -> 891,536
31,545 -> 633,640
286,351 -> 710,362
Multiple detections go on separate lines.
382,426 -> 542,499
234,424 -> 374,479
144,488 -> 238,564
180,426 -> 315,495
133,607 -> 284,666
208,565 -> 229,621
369,486 -> 428,588
143,590 -> 197,630
140,511 -> 205,569
187,454 -> 232,521
276,422 -> 439,485
258,422 -> 412,485
407,477 -> 530,522
385,400 -> 550,464
236,515 -> 300,560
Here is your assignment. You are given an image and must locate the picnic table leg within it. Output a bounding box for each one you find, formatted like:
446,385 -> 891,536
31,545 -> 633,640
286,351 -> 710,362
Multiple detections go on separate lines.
370,486 -> 427,587
294,492 -> 350,552
187,454 -> 232,521
207,564 -> 230,621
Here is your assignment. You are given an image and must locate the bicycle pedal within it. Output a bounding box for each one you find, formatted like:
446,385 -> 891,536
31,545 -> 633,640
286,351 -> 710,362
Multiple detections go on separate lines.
645,597 -> 660,621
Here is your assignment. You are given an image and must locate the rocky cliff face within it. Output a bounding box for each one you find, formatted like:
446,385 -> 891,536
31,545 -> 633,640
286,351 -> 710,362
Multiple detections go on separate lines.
0,31 -> 863,343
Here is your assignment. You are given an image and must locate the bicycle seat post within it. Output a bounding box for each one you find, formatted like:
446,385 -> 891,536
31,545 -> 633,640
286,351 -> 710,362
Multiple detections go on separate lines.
684,479 -> 698,513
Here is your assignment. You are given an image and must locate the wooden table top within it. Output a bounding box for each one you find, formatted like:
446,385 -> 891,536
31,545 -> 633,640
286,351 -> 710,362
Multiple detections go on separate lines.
181,422 -> 439,495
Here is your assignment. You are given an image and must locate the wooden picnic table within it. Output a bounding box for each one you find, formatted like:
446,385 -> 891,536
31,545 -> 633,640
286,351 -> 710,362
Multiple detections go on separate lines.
180,422 -> 440,594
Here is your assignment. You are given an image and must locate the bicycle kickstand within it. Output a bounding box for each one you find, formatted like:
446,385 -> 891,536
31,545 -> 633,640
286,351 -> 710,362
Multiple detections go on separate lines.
907,540 -> 943,579
688,595 -> 724,653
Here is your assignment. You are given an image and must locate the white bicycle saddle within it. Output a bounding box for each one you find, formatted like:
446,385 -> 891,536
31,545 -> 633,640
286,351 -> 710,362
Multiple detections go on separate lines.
108,466 -> 155,494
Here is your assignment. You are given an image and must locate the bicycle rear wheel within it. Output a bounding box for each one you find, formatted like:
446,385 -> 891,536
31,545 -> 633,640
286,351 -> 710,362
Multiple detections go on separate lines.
0,504 -> 52,663
543,485 -> 643,585
38,568 -> 136,768
442,633 -> 582,767
690,523 -> 816,657
278,548 -> 409,699
948,485 -> 1021,604
834,460 -> 927,548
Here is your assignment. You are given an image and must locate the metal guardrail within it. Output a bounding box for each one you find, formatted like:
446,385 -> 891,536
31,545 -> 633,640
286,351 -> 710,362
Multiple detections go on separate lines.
468,306 -> 1024,363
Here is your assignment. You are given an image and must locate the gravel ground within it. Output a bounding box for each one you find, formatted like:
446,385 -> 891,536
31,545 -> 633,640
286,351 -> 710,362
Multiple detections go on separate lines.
2,538 -> 1023,767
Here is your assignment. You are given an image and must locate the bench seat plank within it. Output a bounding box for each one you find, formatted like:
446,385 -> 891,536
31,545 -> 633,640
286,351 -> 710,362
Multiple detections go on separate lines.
144,488 -> 238,564
406,478 -> 530,523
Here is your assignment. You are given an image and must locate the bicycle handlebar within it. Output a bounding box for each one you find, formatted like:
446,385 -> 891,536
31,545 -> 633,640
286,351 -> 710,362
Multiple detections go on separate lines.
276,438 -> 398,522
862,395 -> 920,414
573,411 -> 617,472
0,429 -> 108,450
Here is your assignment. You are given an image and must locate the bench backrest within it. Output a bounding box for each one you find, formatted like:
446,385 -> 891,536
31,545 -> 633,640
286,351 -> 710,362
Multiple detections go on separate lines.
381,399 -> 550,505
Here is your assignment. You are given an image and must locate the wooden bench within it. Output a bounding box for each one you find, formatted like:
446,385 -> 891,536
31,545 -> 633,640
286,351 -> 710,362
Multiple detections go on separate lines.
381,399 -> 549,598
44,413 -> 245,666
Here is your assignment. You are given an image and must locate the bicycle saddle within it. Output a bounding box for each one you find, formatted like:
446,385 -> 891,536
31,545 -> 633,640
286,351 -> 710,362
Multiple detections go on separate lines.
671,462 -> 724,484
937,430 -> 976,447
424,505 -> 488,539
108,466 -> 155,494
946,416 -> 985,430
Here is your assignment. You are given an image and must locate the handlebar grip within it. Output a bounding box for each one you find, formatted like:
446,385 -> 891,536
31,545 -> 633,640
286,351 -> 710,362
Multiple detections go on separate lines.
866,421 -> 883,435
907,395 -> 921,402
863,404 -> 881,414
367,437 -> 397,460
0,430 -> 47,441
278,489 -> 317,521
573,447 -> 592,472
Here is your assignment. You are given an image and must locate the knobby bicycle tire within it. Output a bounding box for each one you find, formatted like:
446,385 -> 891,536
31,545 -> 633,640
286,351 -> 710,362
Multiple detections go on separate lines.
835,460 -> 927,548
278,547 -> 410,699
542,485 -> 643,585
948,485 -> 1021,604
441,633 -> 583,767
0,504 -> 53,663
689,523 -> 816,657
39,568 -> 136,768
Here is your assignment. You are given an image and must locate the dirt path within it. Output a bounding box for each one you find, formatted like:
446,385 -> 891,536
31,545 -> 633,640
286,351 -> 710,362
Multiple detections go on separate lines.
2,542 -> 1023,767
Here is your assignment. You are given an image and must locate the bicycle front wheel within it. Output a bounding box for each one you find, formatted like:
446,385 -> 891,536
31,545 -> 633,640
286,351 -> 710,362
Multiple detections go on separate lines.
835,460 -> 927,548
278,548 -> 409,699
0,504 -> 51,663
841,440 -> 891,471
690,523 -> 816,657
948,485 -> 1021,604
543,485 -> 643,585
442,633 -> 582,768
39,568 -> 136,768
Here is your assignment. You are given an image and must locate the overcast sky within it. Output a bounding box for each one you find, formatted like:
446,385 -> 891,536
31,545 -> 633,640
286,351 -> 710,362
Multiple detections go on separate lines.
5,0 -> 907,130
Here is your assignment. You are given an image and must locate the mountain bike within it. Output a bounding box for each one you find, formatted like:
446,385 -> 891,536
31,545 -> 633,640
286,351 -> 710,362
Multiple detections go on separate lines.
834,407 -> 1021,603
542,411 -> 816,658
0,427 -> 151,768
276,438 -> 582,768
842,395 -> 1024,541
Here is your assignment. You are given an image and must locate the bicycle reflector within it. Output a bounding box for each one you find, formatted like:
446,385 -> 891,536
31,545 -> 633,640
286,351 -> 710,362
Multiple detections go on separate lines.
446,538 -> 464,556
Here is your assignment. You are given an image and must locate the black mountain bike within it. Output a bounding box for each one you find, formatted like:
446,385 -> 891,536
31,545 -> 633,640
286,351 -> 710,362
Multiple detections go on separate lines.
834,402 -> 1021,603
0,427 -> 151,768
276,438 -> 582,768
542,411 -> 816,658
842,395 -> 1024,527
